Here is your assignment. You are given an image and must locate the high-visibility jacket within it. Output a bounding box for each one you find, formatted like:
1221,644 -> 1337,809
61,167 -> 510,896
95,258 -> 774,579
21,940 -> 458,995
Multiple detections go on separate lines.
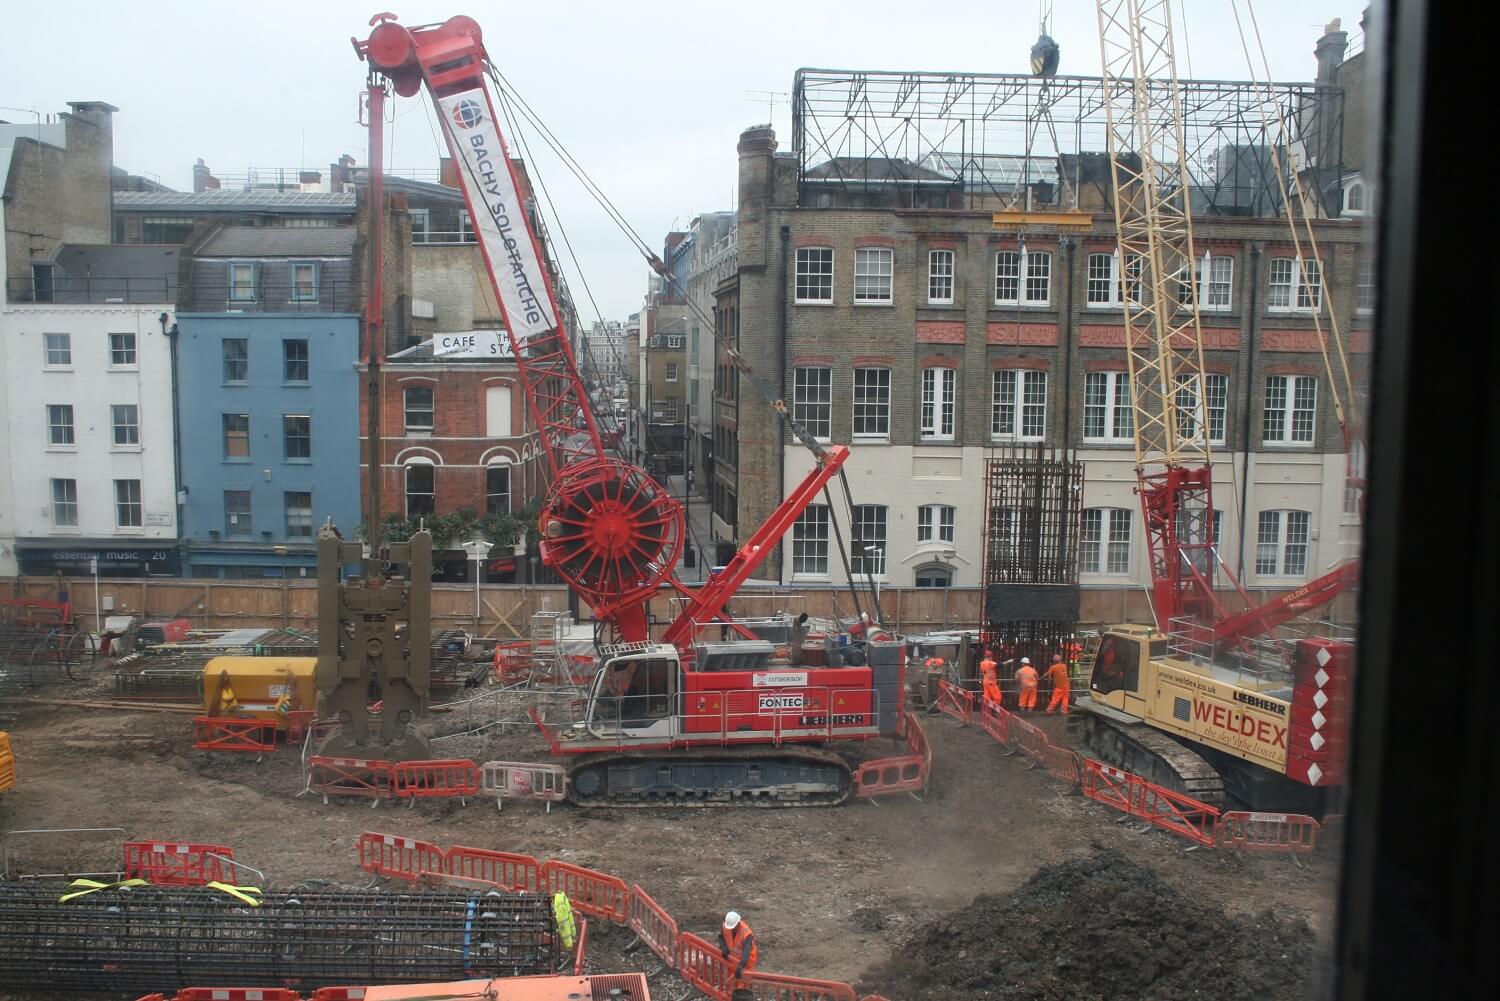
979,658 -> 998,678
553,892 -> 577,949
720,920 -> 759,972
1015,665 -> 1039,689
1045,662 -> 1070,689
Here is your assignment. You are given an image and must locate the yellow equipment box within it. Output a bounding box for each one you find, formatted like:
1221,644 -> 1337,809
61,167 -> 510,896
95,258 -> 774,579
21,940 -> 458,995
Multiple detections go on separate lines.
0,731 -> 15,793
202,656 -> 317,725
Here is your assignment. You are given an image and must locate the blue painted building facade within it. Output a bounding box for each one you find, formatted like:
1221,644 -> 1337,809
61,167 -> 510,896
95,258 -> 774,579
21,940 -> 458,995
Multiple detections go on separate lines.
175,225 -> 362,578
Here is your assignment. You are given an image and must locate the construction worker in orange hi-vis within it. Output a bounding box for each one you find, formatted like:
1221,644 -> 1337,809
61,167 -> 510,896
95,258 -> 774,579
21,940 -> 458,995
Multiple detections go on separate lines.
720,910 -> 759,988
1045,652 -> 1071,714
1015,657 -> 1039,712
979,649 -> 1001,706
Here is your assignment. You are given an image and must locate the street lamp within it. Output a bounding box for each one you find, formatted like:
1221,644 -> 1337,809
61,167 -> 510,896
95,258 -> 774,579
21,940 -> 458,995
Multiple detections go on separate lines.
462,537 -> 492,630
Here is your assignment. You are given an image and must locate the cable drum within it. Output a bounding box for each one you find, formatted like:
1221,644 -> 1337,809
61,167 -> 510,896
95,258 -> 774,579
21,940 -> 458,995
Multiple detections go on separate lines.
540,459 -> 684,609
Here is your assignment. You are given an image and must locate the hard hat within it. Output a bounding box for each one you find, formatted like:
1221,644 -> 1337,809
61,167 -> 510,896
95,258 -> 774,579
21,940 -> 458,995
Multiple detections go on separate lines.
1021,657 -> 1031,664
724,911 -> 741,929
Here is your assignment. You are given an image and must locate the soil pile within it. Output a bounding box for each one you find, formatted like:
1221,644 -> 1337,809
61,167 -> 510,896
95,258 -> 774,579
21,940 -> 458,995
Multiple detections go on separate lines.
859,851 -> 1320,1001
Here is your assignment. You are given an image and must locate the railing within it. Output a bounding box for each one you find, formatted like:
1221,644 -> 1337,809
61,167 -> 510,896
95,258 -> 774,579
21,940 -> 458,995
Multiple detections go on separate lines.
412,231 -> 478,246
549,686 -> 882,747
8,276 -> 177,305
185,281 -> 364,314
1166,616 -> 1293,686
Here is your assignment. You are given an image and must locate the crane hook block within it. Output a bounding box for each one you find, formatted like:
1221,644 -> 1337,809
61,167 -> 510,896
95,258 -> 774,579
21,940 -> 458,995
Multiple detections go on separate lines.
1031,34 -> 1060,77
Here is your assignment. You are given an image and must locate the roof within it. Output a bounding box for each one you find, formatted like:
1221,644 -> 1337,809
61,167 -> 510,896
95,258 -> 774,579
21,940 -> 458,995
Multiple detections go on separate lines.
803,156 -> 955,184
349,168 -> 465,203
114,189 -> 355,214
45,244 -> 180,303
194,226 -> 357,257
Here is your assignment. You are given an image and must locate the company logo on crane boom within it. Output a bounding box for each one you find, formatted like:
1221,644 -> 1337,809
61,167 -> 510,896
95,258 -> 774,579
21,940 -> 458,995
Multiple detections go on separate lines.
452,99 -> 484,129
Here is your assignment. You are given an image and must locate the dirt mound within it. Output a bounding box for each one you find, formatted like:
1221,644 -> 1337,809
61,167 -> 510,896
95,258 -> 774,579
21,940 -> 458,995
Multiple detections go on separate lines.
859,851 -> 1320,1001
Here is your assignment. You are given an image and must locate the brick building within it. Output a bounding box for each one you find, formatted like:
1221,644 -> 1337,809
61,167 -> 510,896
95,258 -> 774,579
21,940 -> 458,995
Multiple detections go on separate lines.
718,26 -> 1372,593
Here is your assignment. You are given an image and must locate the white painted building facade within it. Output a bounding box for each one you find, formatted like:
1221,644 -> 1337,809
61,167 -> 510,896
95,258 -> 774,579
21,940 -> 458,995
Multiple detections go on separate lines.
0,303 -> 179,576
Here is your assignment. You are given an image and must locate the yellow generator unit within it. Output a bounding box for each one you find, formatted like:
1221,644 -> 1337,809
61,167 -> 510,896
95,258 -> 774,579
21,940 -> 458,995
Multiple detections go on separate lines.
0,731 -> 15,794
202,656 -> 317,726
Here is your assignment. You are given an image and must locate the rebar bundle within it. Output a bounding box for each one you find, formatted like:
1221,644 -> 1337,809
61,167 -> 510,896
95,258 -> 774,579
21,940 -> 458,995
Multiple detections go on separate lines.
0,885 -> 559,995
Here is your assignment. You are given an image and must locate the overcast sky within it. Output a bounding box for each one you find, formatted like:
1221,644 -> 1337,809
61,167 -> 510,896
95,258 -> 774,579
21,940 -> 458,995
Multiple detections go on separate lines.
2,0 -> 1371,320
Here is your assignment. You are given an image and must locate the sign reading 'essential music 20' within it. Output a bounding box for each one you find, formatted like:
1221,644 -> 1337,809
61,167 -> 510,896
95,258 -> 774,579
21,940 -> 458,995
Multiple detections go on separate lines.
435,89 -> 558,349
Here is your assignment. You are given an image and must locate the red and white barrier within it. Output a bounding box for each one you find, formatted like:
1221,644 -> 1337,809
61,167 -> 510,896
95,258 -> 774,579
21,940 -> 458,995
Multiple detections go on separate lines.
356,832 -> 445,880
193,717 -> 277,754
1218,811 -> 1321,854
390,759 -> 480,805
123,841 -> 236,886
479,760 -> 568,812
305,757 -> 393,804
446,845 -> 542,893
747,972 -> 859,1001
628,883 -> 679,969
544,861 -> 629,924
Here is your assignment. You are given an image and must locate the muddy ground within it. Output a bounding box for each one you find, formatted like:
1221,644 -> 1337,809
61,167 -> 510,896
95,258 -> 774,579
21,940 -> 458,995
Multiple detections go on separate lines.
0,681 -> 1340,998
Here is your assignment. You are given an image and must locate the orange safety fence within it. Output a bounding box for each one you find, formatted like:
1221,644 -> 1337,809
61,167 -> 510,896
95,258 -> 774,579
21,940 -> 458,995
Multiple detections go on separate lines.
544,861 -> 630,924
356,832 -> 446,880
193,717 -> 278,754
123,841 -> 235,886
1007,716 -> 1051,762
934,678 -> 974,725
172,991 -> 304,1001
1218,811 -> 1321,854
310,991 -> 368,1000
1038,743 -> 1084,788
390,759 -> 481,803
853,755 -> 925,798
628,883 -> 679,969
446,845 -> 543,893
574,918 -> 589,976
305,756 -> 394,803
678,931 -> 737,1001
746,972 -> 859,1001
1081,759 -> 1220,847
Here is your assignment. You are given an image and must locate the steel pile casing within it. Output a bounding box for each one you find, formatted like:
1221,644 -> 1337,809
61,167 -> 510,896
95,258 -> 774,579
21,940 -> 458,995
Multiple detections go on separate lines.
0,885 -> 558,994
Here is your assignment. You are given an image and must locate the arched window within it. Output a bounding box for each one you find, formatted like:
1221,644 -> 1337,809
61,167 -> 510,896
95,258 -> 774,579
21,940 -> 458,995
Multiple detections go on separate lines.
914,565 -> 953,588
405,459 -> 435,517
1344,180 -> 1367,215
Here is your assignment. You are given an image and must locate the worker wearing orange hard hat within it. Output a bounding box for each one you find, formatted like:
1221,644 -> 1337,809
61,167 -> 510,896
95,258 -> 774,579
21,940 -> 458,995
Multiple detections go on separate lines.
1044,652 -> 1071,714
979,649 -> 1001,706
720,910 -> 759,987
1015,657 -> 1039,712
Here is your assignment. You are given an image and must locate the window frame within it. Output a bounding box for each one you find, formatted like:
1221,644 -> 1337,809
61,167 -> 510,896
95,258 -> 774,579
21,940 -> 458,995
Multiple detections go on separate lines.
404,462 -> 436,518
794,247 -> 834,304
1176,255 -> 1235,311
851,367 -> 892,442
404,386 -> 436,433
927,249 -> 955,305
1083,371 -> 1135,444
853,247 -> 894,304
44,332 -> 72,367
222,413 -> 251,460
409,208 -> 431,244
1356,259 -> 1376,314
991,369 -> 1048,442
665,362 -> 679,383
920,366 -> 957,441
1172,373 -> 1229,446
224,489 -> 252,537
849,504 -> 889,578
486,464 -> 512,515
51,478 -> 79,528
1262,375 -> 1318,446
46,404 -> 75,447
916,504 -> 956,544
1268,257 -> 1323,313
109,332 -> 138,367
792,366 -> 832,442
993,250 -> 1052,306
284,491 -> 314,539
115,479 -> 143,529
222,338 -> 249,382
1081,507 -> 1132,575
283,414 -> 312,460
283,339 -> 310,382
228,262 -> 257,302
1255,509 -> 1312,577
111,404 -> 140,448
791,505 -> 831,577
290,261 -> 319,302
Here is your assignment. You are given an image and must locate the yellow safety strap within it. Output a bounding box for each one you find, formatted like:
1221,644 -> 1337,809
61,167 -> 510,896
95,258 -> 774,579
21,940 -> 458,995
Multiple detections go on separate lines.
58,877 -> 149,903
205,881 -> 263,906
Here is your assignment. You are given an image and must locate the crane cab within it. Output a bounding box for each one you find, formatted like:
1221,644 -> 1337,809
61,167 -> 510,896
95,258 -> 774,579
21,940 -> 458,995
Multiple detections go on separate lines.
581,642 -> 682,740
1084,624 -> 1167,719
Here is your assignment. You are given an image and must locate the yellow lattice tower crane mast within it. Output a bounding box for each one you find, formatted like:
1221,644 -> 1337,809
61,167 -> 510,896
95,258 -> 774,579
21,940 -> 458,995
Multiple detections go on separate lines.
1094,0 -> 1239,633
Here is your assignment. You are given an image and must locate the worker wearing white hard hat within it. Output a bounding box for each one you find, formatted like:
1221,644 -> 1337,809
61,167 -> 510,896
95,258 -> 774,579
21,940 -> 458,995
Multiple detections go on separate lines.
719,910 -> 759,987
1015,657 -> 1040,712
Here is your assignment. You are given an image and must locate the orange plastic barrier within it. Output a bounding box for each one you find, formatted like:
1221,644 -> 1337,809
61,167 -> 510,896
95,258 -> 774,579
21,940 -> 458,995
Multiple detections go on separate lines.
310,991 -> 368,1001
853,756 -> 925,798
574,918 -> 589,975
356,832 -> 446,880
446,845 -> 542,892
1218,811 -> 1321,854
1081,760 -> 1220,847
1039,743 -> 1084,788
193,717 -> 277,754
979,699 -> 1011,745
747,972 -> 859,1001
544,861 -> 630,923
390,759 -> 480,802
934,678 -> 973,725
678,931 -> 736,1001
628,883 -> 679,968
123,841 -> 236,886
305,756 -> 393,803
1007,716 -> 1050,762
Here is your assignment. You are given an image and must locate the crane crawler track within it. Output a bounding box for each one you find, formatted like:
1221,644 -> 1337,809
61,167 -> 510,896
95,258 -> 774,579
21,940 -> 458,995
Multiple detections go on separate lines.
567,746 -> 852,807
1073,711 -> 1225,807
